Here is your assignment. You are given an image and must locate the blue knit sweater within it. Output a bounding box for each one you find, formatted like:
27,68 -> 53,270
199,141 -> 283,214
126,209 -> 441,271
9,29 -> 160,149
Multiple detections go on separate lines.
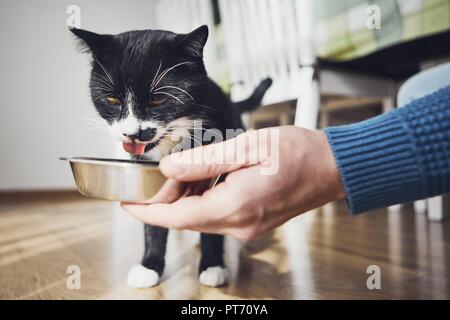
324,85 -> 450,214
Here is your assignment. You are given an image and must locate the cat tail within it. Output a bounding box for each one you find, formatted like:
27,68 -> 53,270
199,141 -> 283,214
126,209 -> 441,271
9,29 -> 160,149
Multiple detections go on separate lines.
234,78 -> 272,113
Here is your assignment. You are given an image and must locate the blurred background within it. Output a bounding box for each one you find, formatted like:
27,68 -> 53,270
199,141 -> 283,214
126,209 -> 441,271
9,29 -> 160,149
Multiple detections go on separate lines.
0,0 -> 449,299
1,0 -> 449,191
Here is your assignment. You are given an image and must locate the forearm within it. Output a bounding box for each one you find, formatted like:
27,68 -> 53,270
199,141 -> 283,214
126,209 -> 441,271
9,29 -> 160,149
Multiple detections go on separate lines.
324,85 -> 450,214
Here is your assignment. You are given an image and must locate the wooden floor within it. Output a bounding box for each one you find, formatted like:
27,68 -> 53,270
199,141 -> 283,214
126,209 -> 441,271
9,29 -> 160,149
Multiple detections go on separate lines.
1,191 -> 450,300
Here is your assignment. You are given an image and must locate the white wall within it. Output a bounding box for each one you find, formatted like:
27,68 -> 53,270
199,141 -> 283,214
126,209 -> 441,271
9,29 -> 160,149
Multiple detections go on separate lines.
0,0 -> 159,190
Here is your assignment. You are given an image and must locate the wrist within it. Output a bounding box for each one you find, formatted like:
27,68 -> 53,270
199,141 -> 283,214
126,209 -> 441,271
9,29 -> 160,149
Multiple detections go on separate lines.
318,130 -> 346,200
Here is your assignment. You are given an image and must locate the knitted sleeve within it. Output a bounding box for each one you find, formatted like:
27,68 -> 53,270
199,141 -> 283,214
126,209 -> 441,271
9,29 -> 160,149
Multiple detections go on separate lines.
324,85 -> 450,214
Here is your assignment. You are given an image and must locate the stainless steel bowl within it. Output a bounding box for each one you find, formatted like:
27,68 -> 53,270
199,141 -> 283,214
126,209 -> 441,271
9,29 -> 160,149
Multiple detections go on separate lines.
60,157 -> 167,201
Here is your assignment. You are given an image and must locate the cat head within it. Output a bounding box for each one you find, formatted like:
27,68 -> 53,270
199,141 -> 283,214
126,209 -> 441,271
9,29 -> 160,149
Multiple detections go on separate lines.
71,25 -> 213,157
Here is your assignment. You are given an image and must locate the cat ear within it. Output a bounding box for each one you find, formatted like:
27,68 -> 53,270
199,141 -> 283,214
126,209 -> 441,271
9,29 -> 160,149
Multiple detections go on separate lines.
177,25 -> 209,58
70,27 -> 113,56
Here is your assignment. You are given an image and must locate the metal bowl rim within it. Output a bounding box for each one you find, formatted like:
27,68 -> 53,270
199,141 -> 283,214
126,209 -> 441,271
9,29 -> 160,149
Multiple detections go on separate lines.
60,157 -> 160,169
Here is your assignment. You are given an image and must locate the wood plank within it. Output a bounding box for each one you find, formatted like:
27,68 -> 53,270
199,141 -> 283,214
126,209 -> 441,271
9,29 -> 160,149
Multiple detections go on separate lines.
0,193 -> 449,299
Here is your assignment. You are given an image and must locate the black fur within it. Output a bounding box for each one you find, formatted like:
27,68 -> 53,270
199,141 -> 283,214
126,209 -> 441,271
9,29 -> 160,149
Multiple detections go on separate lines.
71,25 -> 271,284
142,225 -> 168,276
235,78 -> 273,112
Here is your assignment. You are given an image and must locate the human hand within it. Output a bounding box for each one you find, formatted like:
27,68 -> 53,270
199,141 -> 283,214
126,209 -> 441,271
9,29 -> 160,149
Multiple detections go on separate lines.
121,126 -> 345,240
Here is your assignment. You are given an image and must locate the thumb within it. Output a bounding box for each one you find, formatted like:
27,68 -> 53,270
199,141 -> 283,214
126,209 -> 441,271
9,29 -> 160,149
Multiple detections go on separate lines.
159,131 -> 260,181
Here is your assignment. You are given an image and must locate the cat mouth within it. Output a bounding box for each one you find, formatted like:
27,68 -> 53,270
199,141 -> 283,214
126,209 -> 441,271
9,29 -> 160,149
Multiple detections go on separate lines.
122,140 -> 159,156
122,142 -> 147,155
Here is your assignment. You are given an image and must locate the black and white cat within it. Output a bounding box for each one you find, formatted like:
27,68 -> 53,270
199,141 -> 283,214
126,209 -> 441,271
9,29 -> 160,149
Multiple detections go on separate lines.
70,25 -> 271,288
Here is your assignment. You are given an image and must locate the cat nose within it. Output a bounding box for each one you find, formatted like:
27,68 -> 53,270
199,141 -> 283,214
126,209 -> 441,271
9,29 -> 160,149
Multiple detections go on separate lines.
123,133 -> 138,140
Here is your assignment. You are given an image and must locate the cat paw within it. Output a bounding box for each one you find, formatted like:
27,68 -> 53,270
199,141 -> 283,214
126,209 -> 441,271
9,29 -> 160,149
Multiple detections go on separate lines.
127,264 -> 160,288
199,266 -> 228,287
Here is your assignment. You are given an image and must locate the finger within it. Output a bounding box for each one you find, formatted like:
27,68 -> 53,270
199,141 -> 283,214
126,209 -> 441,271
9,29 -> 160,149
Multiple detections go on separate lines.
121,187 -> 226,229
159,130 -> 262,181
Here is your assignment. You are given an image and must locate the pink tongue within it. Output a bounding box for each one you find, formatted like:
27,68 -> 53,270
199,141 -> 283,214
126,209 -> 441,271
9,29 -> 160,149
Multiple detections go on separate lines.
122,142 -> 147,155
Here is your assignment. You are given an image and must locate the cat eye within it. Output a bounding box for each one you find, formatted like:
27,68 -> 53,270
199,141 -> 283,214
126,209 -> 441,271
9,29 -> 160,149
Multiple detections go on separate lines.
151,96 -> 167,107
106,97 -> 121,106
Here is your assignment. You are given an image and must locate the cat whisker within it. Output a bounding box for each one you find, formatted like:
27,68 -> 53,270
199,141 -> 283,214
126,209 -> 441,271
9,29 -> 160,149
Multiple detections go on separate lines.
152,61 -> 192,90
91,88 -> 115,97
91,71 -> 114,87
167,126 -> 212,132
82,116 -> 108,124
91,84 -> 113,91
153,91 -> 184,104
79,130 -> 109,139
185,135 -> 205,147
175,119 -> 221,129
81,125 -> 108,133
91,78 -> 114,91
165,117 -> 221,131
158,137 -> 179,148
192,103 -> 217,113
93,92 -> 115,102
154,85 -> 194,101
80,124 -> 109,134
92,55 -> 114,87
150,59 -> 163,91
82,123 -> 106,129
159,129 -> 203,147
78,127 -> 111,141
168,130 -> 204,144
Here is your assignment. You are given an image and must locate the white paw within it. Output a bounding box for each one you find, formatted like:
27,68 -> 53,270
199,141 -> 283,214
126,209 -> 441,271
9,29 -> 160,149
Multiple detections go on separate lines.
199,266 -> 228,287
127,264 -> 160,288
